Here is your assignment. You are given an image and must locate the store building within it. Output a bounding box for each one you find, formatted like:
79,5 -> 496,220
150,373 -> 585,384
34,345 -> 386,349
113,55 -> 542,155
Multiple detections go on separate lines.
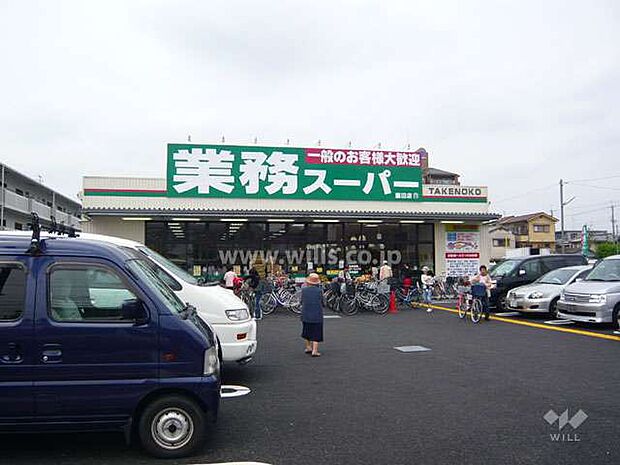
81,144 -> 499,279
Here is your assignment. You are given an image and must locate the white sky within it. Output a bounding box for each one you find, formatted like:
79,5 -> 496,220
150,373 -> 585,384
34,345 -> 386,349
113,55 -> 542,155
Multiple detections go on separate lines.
1,0 -> 619,231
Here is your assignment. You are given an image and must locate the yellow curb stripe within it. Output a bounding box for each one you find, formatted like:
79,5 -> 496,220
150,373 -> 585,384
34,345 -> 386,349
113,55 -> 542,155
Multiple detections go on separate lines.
413,303 -> 620,342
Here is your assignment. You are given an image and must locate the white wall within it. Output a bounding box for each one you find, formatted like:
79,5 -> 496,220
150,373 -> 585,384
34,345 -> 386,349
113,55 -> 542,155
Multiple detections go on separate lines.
81,217 -> 145,243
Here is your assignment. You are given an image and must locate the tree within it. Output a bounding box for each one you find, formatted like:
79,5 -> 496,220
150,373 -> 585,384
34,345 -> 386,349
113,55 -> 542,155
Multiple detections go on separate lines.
595,242 -> 620,259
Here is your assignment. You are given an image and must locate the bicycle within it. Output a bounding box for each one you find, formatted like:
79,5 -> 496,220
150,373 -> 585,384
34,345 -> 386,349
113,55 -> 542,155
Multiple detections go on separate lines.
469,284 -> 489,323
339,281 -> 389,316
260,277 -> 302,316
238,282 -> 256,316
322,280 -> 342,313
456,285 -> 472,319
395,282 -> 422,309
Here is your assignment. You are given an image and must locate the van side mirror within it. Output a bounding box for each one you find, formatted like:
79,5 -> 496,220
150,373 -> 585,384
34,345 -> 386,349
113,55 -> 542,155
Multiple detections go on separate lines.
121,299 -> 149,325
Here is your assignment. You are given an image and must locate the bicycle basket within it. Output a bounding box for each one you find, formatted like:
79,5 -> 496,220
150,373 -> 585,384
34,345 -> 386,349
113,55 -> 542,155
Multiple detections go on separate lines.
471,284 -> 487,297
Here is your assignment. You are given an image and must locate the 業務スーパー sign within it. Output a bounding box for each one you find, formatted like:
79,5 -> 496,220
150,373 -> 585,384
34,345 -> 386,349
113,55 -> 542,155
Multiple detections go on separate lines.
167,144 -> 423,202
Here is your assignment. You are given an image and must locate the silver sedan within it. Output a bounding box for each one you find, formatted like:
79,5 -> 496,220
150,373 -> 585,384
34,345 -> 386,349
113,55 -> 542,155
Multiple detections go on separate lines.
506,265 -> 592,318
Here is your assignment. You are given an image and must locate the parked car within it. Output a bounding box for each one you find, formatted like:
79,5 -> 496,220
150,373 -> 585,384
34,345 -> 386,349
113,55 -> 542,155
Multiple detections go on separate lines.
557,254 -> 620,328
505,265 -> 592,318
0,233 -> 220,458
489,254 -> 588,310
0,231 -> 257,365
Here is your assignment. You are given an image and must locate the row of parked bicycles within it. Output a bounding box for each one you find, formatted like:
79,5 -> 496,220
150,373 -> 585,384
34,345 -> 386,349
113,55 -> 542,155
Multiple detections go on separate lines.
235,274 -> 463,317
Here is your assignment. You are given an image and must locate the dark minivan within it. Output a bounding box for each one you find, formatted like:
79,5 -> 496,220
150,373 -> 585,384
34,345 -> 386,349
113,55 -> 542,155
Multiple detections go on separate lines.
0,234 -> 220,458
489,254 -> 588,310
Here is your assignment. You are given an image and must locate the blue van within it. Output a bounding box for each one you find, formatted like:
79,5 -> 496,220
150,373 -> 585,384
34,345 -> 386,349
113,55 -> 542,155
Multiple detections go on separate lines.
0,232 -> 220,458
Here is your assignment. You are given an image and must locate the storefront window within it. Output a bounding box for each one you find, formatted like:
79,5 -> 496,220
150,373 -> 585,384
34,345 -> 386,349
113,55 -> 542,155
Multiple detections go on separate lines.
145,220 -> 436,279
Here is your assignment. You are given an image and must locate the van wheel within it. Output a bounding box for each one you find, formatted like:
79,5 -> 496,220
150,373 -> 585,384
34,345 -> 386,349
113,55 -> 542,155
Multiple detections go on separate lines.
548,298 -> 559,319
138,395 -> 206,459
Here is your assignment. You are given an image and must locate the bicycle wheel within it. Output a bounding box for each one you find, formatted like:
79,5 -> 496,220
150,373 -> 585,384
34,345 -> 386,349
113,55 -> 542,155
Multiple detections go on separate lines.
457,295 -> 467,319
470,298 -> 482,323
244,292 -> 256,316
287,290 -> 302,315
370,293 -> 389,314
323,290 -> 338,311
260,294 -> 278,316
340,295 -> 359,316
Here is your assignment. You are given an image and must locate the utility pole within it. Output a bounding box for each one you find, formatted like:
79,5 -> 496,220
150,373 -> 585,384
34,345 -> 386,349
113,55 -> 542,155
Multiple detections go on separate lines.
560,179 -> 565,253
612,204 -> 618,254
559,179 -> 575,254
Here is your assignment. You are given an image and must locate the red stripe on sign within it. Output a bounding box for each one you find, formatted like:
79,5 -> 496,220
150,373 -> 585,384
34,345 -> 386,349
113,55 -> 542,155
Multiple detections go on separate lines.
446,253 -> 480,259
424,195 -> 486,199
84,188 -> 166,194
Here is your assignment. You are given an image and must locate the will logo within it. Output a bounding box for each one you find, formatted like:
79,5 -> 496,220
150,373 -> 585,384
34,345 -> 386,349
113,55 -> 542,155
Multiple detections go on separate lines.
543,409 -> 588,442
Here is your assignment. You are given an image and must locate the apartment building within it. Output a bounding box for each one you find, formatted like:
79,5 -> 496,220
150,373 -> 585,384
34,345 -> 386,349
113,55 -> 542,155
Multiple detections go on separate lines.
0,162 -> 81,231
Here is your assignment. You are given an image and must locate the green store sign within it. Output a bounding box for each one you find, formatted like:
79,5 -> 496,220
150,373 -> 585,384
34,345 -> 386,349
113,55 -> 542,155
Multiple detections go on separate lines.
166,143 -> 424,202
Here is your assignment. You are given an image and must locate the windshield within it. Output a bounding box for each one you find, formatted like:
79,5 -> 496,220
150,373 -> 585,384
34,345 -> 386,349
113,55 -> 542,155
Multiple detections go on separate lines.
536,268 -> 577,285
489,259 -> 518,278
126,259 -> 185,315
585,259 -> 620,282
137,246 -> 198,285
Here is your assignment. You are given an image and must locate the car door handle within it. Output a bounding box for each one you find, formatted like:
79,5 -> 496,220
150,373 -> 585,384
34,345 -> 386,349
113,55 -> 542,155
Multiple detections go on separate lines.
41,344 -> 63,363
1,342 -> 23,364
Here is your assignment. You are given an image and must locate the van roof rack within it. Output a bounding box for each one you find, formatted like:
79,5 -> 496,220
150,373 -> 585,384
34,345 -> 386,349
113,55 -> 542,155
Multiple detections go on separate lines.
26,212 -> 79,255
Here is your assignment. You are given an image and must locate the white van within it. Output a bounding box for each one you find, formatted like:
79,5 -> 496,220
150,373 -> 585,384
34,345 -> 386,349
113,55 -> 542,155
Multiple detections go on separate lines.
0,231 -> 257,364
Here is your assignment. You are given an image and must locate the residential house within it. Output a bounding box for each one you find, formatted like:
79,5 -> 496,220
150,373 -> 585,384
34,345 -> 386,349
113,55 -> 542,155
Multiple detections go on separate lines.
498,212 -> 558,250
489,225 -> 516,261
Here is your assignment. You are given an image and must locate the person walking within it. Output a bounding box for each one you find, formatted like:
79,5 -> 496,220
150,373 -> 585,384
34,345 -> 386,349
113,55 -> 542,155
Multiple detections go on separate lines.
471,265 -> 494,320
300,272 -> 324,357
379,260 -> 393,281
223,267 -> 236,290
337,265 -> 351,295
420,266 -> 434,313
248,266 -> 262,320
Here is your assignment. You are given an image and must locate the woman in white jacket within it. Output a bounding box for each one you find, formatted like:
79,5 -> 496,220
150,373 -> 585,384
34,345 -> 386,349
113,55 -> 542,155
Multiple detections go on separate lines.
471,265 -> 494,320
420,266 -> 434,313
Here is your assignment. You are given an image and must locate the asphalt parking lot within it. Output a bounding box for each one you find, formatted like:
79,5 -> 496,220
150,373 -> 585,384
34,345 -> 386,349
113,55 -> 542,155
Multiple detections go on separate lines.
1,307 -> 619,465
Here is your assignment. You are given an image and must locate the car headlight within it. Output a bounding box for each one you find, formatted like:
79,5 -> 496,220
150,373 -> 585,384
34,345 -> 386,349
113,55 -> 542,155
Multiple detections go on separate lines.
528,291 -> 544,299
203,346 -> 220,377
589,294 -> 607,304
225,308 -> 250,321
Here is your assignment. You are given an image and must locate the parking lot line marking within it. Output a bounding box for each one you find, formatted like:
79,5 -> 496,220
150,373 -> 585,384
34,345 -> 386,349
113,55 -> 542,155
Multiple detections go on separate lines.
394,345 -> 431,353
544,319 -> 575,325
417,303 -> 620,342
324,315 -> 342,319
191,462 -> 273,465
221,385 -> 252,398
494,312 -> 521,317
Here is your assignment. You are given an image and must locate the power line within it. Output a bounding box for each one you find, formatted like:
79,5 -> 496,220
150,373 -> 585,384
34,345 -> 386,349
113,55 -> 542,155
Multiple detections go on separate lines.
566,174 -> 620,183
569,205 -> 616,217
492,183 -> 557,204
568,182 -> 620,192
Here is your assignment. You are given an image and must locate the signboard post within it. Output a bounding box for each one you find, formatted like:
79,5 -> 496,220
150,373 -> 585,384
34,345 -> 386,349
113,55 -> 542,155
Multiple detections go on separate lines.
581,225 -> 589,256
445,224 -> 480,277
